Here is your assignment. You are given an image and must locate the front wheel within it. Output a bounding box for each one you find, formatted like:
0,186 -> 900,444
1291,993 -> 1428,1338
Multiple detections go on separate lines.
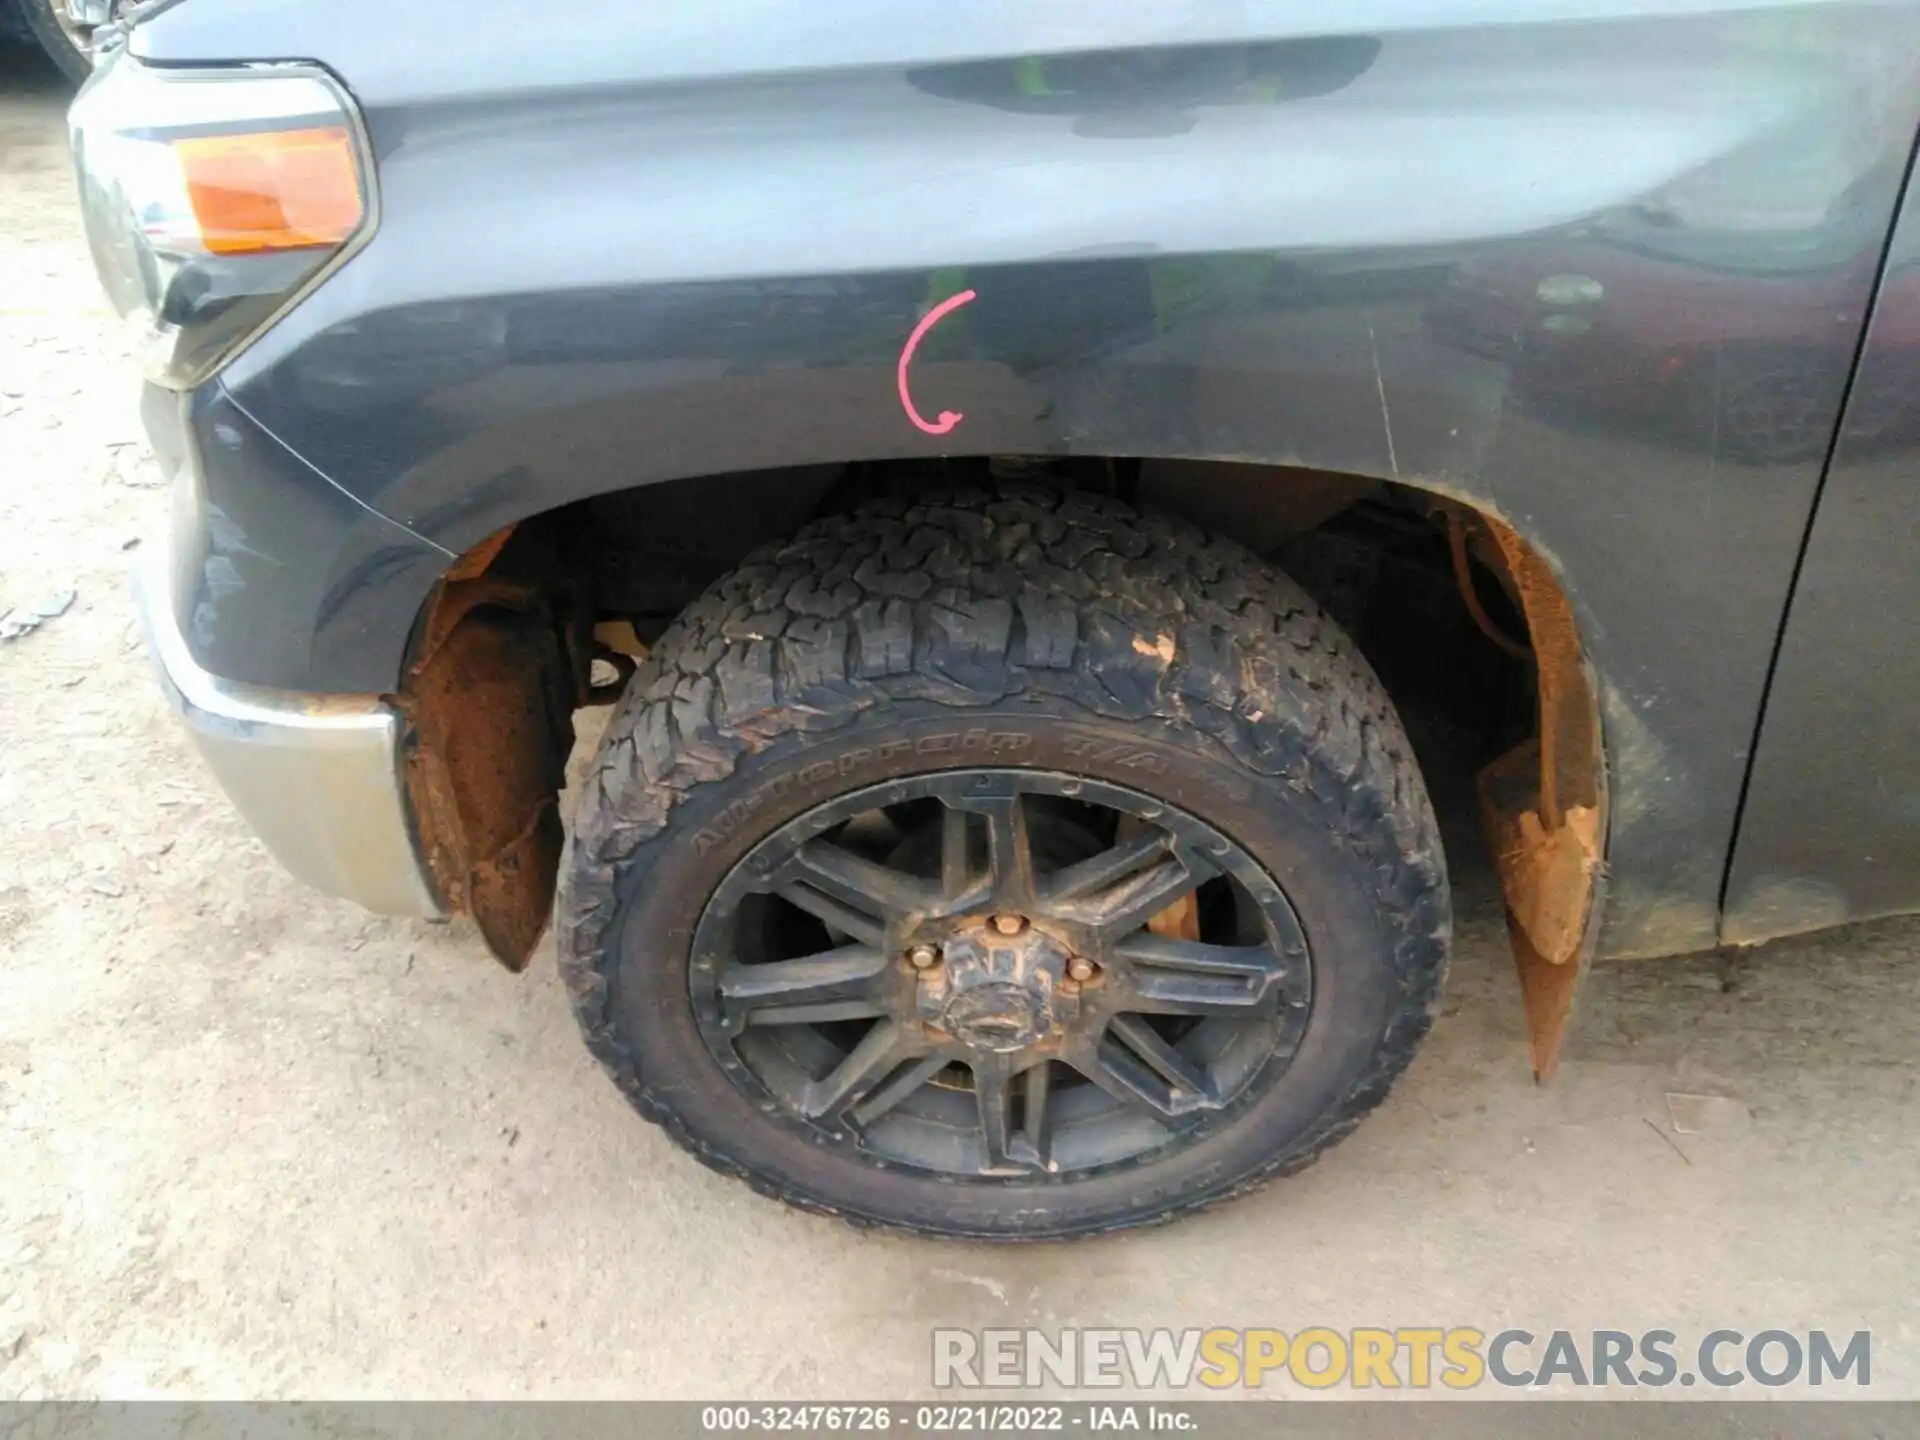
19,0 -> 92,83
558,487 -> 1448,1239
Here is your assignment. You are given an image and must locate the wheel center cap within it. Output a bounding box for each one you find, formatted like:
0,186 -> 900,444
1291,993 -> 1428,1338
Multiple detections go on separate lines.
942,983 -> 1047,1052
918,923 -> 1076,1054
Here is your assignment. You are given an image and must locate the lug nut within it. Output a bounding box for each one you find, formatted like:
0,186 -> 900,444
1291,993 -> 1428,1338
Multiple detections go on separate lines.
907,944 -> 940,970
991,914 -> 1028,937
1067,957 -> 1097,982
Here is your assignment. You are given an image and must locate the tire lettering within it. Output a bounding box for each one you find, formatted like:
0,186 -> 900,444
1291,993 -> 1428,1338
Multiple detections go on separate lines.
694,729 -> 1040,854
1062,737 -> 1168,774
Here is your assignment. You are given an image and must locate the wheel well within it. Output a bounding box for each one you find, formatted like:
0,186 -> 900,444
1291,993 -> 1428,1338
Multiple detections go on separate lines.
405,455 -> 1604,1075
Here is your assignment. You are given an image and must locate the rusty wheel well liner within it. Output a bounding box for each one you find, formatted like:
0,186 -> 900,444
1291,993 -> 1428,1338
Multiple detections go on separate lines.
394,528 -> 587,971
1465,509 -> 1607,1080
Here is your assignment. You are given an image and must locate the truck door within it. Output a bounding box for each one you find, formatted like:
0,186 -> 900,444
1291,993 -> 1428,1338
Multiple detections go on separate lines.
1726,159 -> 1920,945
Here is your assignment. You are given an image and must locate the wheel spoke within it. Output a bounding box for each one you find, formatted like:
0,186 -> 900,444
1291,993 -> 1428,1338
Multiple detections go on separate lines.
974,1063 -> 1017,1173
957,793 -> 1036,910
1018,1061 -> 1053,1170
772,836 -> 936,947
1051,850 -> 1212,944
1112,1017 -> 1201,1090
972,1059 -> 1051,1173
1065,1018 -> 1219,1120
1067,1038 -> 1188,1121
773,882 -> 889,949
800,1019 -> 931,1120
849,1054 -> 950,1127
1039,829 -> 1170,905
1109,933 -> 1293,1016
774,840 -> 934,943
924,803 -> 993,918
941,804 -> 971,900
717,944 -> 893,1028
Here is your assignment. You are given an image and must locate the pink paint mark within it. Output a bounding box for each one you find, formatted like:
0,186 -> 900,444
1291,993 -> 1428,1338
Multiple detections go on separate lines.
897,287 -> 978,435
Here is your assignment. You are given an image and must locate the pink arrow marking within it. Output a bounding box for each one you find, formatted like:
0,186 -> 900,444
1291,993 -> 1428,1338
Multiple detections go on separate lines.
897,287 -> 978,435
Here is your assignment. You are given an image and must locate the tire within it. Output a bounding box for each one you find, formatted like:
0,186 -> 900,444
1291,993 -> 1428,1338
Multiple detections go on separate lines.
19,0 -> 91,84
558,486 -> 1449,1239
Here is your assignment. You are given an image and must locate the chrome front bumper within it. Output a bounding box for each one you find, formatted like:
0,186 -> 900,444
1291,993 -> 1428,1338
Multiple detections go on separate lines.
136,545 -> 447,919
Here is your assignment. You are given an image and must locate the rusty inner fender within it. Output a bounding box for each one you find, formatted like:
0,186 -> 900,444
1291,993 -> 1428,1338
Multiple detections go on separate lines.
393,532 -> 585,970
1469,513 -> 1607,1082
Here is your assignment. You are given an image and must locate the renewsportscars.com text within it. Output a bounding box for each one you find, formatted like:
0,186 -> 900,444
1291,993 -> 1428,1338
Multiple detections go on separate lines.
932,1327 -> 1872,1392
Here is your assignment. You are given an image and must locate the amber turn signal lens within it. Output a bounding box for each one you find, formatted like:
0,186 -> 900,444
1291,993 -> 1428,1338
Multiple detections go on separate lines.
175,125 -> 363,256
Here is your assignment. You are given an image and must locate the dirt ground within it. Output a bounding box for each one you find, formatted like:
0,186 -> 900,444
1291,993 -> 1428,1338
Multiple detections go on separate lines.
2,45 -> 1917,1405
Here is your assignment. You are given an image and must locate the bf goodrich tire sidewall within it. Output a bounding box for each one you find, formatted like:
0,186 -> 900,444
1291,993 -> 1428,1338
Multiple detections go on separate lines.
605,701 -> 1424,1237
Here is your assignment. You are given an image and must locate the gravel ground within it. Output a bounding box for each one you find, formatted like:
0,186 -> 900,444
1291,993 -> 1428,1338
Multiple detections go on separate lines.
2,44 -> 1916,1405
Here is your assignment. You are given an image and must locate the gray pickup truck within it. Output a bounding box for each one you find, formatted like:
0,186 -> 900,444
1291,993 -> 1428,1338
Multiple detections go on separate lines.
66,0 -> 1920,1238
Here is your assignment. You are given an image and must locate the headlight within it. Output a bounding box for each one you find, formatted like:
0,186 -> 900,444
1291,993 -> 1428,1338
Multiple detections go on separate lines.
68,50 -> 374,389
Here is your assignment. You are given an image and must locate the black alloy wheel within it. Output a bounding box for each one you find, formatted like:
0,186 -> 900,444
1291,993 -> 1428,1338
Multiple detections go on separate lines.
690,769 -> 1312,1180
